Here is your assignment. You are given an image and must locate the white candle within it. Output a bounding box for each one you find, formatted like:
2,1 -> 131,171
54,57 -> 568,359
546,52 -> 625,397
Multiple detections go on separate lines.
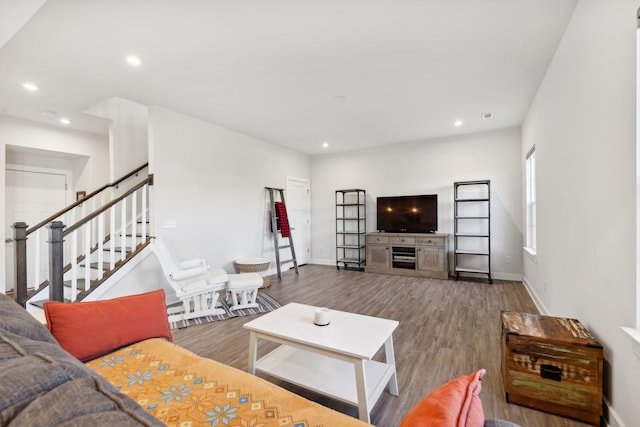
314,307 -> 330,326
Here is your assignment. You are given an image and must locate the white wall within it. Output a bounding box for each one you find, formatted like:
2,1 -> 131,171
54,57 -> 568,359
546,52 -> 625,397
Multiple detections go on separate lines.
109,98 -> 148,179
0,115 -> 109,293
148,106 -> 310,275
87,248 -> 172,302
310,127 -> 523,280
86,97 -> 149,179
521,1 -> 638,425
1,116 -> 108,194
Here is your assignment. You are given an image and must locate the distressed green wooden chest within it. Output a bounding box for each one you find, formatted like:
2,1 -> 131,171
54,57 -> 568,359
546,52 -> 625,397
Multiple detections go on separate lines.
501,311 -> 603,426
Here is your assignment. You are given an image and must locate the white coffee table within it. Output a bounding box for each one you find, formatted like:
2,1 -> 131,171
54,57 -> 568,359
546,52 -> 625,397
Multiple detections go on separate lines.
243,302 -> 399,423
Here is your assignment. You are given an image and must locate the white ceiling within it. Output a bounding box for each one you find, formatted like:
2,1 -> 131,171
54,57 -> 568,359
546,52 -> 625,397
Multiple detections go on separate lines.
0,0 -> 578,155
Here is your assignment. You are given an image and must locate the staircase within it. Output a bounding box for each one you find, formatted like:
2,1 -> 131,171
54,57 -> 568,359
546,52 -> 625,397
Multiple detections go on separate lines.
10,164 -> 154,313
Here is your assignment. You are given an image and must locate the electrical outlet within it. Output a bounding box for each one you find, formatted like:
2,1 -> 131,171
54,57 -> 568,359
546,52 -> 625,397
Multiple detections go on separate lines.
319,246 -> 325,254
505,255 -> 512,263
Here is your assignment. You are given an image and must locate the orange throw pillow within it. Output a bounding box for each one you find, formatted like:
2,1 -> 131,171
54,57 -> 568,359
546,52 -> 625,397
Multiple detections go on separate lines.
44,289 -> 172,362
400,369 -> 486,427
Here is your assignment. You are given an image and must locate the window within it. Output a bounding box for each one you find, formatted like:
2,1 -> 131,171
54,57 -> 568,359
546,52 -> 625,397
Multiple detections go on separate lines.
525,146 -> 536,255
626,12 -> 640,352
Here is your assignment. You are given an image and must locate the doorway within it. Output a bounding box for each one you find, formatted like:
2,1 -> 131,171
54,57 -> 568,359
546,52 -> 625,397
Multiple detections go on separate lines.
286,176 -> 311,266
5,165 -> 70,291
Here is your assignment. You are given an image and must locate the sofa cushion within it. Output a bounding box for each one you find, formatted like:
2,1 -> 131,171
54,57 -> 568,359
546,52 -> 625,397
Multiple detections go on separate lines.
7,375 -> 162,426
44,289 -> 172,362
399,369 -> 486,427
0,292 -> 56,344
0,324 -> 164,426
0,354 -> 76,415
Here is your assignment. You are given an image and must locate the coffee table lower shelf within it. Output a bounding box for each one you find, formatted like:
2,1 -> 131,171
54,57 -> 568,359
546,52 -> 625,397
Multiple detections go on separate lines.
256,345 -> 395,412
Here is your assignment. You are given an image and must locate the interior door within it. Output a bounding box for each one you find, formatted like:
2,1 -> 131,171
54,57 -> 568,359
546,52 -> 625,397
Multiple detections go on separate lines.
286,177 -> 311,266
5,167 -> 68,291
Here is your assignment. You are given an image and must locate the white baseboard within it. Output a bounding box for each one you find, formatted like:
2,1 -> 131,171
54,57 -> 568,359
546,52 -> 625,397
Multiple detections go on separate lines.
603,396 -> 627,427
520,275 -> 550,315
490,272 -> 522,281
310,258 -> 523,282
310,258 -> 339,266
520,277 -> 628,427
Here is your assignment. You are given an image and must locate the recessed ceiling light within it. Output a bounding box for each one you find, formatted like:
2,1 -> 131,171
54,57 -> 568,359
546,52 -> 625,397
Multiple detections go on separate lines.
40,110 -> 57,118
22,82 -> 38,92
126,55 -> 142,67
482,113 -> 493,119
332,96 -> 347,103
59,118 -> 70,125
322,142 -> 329,148
454,120 -> 463,127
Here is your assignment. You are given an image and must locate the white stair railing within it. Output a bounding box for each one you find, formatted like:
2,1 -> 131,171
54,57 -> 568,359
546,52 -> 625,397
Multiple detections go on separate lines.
58,177 -> 153,302
12,164 -> 150,306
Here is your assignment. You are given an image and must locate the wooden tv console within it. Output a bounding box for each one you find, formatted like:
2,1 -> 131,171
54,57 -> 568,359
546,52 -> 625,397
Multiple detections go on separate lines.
364,232 -> 449,279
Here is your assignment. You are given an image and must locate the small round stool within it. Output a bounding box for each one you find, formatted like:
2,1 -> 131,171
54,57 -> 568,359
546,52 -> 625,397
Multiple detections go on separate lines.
234,258 -> 271,288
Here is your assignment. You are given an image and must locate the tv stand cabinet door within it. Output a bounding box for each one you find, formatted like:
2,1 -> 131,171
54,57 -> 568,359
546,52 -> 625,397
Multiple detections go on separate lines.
417,246 -> 445,272
417,236 -> 447,278
366,244 -> 390,269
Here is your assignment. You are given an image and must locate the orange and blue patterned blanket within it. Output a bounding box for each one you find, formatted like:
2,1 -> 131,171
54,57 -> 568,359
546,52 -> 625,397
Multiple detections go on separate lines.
87,338 -> 370,427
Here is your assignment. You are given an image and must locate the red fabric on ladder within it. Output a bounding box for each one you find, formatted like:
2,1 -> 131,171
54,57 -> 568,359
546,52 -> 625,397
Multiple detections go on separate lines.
274,201 -> 290,238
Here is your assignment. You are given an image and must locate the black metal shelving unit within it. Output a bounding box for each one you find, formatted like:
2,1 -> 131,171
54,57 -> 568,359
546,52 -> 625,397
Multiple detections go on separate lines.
454,180 -> 492,283
335,189 -> 366,270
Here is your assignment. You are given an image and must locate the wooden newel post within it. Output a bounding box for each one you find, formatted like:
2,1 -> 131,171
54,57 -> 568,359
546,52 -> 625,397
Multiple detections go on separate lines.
13,222 -> 28,307
48,221 -> 66,302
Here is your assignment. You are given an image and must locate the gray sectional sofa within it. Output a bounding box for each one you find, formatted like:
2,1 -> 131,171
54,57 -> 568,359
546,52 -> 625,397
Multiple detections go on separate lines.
0,292 -> 163,426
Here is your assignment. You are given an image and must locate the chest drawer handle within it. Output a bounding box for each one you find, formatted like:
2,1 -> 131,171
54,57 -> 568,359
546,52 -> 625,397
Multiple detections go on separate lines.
540,364 -> 562,382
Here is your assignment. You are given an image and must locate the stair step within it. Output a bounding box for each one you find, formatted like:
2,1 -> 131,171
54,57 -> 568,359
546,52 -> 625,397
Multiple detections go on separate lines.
63,279 -> 88,288
78,262 -> 110,270
104,247 -> 129,253
30,298 -> 71,309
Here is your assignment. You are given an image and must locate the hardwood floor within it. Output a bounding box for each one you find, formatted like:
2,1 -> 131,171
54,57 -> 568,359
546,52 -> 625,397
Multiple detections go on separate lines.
172,265 -> 592,427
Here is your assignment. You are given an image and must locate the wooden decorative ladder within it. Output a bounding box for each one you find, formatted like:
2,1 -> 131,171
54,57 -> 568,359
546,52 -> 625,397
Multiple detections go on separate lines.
265,187 -> 299,279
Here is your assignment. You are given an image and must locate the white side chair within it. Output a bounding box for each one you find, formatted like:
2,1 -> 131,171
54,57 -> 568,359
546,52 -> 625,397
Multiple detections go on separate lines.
152,238 -> 228,322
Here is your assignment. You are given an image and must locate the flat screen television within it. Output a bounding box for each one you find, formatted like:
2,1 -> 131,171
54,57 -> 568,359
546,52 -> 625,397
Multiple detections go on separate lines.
376,194 -> 438,233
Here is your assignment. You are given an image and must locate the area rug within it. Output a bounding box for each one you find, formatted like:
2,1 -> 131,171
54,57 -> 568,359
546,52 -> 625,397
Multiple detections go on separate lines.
169,293 -> 282,329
